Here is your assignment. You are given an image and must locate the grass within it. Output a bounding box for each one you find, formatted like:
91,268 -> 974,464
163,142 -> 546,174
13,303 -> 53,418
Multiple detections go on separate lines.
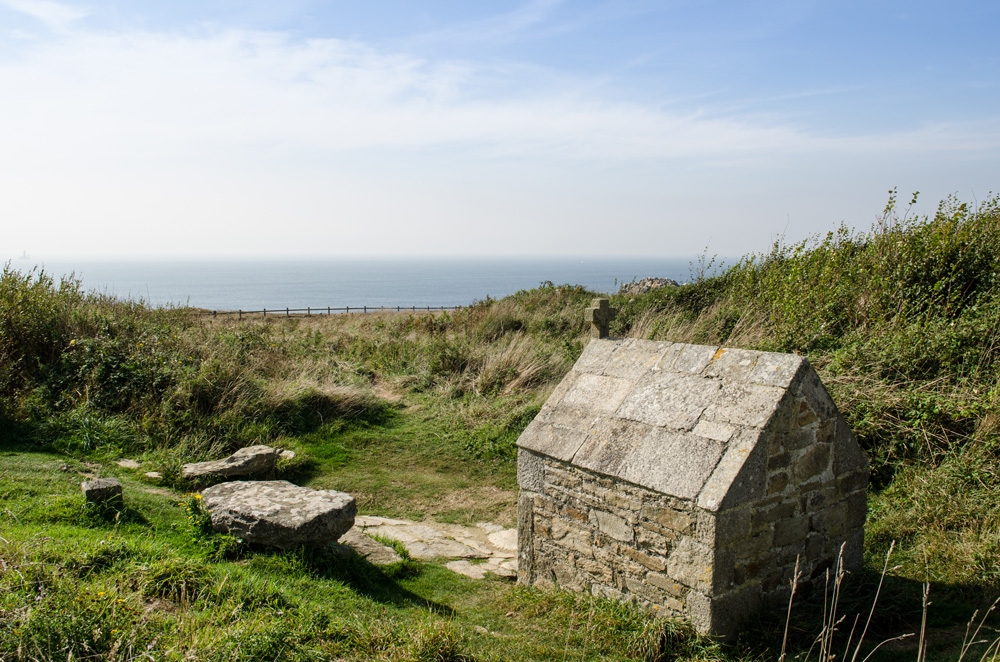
3,191 -> 1000,659
0,452 -> 714,661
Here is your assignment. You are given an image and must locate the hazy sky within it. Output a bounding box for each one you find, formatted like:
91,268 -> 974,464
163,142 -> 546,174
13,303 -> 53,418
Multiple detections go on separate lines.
2,0 -> 998,259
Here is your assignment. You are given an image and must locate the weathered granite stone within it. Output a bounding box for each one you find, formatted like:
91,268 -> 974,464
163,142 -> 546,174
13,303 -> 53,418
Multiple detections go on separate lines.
182,445 -> 282,481
81,478 -> 123,507
201,480 -> 356,548
516,338 -> 869,638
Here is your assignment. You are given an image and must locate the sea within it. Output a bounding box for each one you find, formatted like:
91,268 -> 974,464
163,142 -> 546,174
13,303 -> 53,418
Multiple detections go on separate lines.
10,258 -> 700,311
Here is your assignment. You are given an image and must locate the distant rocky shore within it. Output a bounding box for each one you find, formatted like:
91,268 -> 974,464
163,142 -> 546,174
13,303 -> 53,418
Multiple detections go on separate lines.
616,276 -> 679,296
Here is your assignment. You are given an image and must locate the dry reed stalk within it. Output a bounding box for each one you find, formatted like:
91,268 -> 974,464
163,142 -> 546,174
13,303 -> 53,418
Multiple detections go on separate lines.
917,582 -> 930,662
849,540 -> 897,662
779,556 -> 802,662
957,596 -> 1000,662
627,308 -> 658,340
473,333 -> 548,395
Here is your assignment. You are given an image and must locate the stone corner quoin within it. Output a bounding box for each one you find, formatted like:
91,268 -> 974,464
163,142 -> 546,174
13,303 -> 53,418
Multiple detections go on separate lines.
515,338 -> 869,638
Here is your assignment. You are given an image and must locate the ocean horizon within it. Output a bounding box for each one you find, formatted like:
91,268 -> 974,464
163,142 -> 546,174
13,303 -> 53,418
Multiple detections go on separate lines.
9,257 -> 710,311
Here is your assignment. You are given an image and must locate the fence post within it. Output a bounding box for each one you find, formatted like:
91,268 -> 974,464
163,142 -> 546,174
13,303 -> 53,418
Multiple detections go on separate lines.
238,310 -> 242,320
263,308 -> 266,318
307,307 -> 310,316
327,307 -> 330,315
363,306 -> 367,314
346,306 -> 350,314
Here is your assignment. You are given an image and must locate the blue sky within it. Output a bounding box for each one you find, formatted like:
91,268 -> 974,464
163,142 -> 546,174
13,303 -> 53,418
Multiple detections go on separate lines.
1,0 -> 998,258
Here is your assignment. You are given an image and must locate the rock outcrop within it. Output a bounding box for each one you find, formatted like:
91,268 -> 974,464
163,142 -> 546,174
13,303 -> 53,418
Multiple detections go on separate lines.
182,445 -> 282,482
200,480 -> 356,548
617,277 -> 679,296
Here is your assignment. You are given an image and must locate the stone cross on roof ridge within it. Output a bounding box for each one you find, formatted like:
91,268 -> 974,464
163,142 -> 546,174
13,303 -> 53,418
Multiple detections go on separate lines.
585,298 -> 616,339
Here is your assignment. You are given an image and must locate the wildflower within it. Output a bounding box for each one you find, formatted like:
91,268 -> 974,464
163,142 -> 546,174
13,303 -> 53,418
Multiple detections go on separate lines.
195,494 -> 203,500
70,339 -> 76,345
97,591 -> 106,597
117,599 -> 125,604
112,629 -> 120,635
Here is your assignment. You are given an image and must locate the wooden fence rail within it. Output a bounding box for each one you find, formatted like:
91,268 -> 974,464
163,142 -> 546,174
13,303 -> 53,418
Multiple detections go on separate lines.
195,305 -> 464,320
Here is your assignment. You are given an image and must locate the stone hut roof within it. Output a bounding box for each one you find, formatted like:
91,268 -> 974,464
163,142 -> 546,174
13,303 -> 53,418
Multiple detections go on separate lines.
517,339 -> 863,512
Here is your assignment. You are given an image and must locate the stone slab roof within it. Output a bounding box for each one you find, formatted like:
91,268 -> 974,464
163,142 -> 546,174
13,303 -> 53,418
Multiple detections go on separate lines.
517,339 -> 824,510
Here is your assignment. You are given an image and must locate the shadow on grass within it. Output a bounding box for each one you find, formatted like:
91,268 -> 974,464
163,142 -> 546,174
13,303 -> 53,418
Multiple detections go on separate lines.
245,543 -> 456,617
735,567 -> 1000,662
83,502 -> 150,528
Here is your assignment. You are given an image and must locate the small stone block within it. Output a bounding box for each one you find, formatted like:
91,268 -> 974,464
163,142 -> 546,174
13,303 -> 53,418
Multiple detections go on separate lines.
81,478 -> 123,507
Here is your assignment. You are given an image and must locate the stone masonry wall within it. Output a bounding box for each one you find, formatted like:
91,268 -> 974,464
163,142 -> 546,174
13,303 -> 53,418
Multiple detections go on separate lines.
706,382 -> 868,631
518,450 -> 717,629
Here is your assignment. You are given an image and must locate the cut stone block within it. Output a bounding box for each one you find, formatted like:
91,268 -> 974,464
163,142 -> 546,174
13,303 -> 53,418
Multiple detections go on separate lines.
81,478 -> 123,507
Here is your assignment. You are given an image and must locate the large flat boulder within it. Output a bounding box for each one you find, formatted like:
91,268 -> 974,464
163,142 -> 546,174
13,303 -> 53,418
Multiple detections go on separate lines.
201,480 -> 356,548
183,445 -> 282,481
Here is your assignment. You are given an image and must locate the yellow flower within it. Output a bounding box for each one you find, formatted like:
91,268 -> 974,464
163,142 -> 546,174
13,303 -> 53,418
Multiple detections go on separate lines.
112,629 -> 119,635
97,591 -> 106,597
69,339 -> 76,345
195,494 -> 203,500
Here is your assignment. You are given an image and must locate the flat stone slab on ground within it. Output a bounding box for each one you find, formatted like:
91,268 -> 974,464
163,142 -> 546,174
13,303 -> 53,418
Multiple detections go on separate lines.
201,480 -> 356,549
446,558 -> 518,580
353,515 -> 518,579
487,528 -> 517,551
183,445 -> 282,481
116,459 -> 141,469
337,528 -> 403,565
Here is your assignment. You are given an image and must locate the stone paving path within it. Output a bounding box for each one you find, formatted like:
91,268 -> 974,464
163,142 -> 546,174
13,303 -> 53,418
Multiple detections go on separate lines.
352,515 -> 518,579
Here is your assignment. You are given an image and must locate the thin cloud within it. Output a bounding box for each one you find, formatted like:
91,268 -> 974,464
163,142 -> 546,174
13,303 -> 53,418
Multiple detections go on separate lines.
406,0 -> 567,46
0,0 -> 88,31
2,25 -> 995,178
